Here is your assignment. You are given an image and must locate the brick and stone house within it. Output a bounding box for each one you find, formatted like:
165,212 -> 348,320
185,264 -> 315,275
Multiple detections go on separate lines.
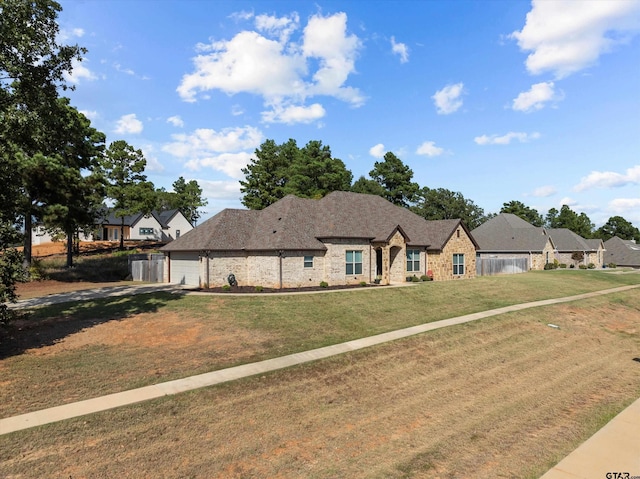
472,213 -> 605,273
603,236 -> 640,268
160,191 -> 478,287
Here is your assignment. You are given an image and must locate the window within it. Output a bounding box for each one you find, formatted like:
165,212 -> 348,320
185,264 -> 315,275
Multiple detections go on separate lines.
139,227 -> 154,235
304,255 -> 313,268
406,249 -> 420,272
345,250 -> 362,275
453,254 -> 465,275
176,230 -> 181,238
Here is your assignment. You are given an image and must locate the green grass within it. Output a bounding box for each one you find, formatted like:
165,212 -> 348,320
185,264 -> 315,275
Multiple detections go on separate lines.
23,269 -> 640,357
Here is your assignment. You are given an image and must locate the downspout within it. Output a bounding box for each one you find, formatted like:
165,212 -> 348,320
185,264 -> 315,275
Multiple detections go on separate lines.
205,251 -> 210,288
278,250 -> 284,289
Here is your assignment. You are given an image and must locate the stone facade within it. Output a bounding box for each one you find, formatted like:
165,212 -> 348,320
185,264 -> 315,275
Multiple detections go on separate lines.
193,230 -> 476,288
427,226 -> 477,281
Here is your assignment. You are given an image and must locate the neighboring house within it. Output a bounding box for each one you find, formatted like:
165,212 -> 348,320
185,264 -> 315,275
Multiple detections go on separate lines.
160,191 -> 478,287
471,213 -> 605,274
32,224 -> 93,245
156,209 -> 193,241
96,209 -> 193,242
603,236 -> 640,268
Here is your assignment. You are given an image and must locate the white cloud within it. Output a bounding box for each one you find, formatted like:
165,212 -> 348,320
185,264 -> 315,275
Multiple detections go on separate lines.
64,58 -> 97,84
114,113 -> 143,134
185,152 -> 254,179
177,12 -> 364,124
558,196 -> 577,207
199,179 -> 242,200
474,131 -> 540,145
391,36 -> 409,63
162,126 -> 263,179
573,165 -> 640,192
255,12 -> 300,43
59,27 -> 85,42
231,104 -> 244,116
139,145 -> 164,173
369,143 -> 385,158
532,185 -> 557,197
114,63 -> 135,76
511,0 -> 640,78
167,115 -> 184,128
512,81 -> 563,112
416,141 -> 444,157
432,83 -> 464,115
608,198 -> 640,221
79,110 -> 98,121
261,103 -> 325,124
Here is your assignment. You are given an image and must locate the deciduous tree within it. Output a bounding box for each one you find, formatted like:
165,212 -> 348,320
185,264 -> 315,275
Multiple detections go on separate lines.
500,200 -> 544,226
595,216 -> 640,242
412,187 -> 486,230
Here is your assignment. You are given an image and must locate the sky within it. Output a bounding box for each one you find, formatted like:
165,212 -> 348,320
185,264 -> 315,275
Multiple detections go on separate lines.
57,0 -> 640,228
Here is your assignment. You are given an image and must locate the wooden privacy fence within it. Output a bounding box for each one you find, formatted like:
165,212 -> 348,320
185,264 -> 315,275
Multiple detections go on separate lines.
129,253 -> 165,282
476,257 -> 528,276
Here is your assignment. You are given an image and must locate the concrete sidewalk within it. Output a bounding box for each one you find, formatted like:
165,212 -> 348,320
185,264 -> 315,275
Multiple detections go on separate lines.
540,397 -> 640,478
1,284 -> 639,478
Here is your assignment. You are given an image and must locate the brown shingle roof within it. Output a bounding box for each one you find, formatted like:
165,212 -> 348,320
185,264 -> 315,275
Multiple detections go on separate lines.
604,236 -> 640,267
161,191 -> 471,253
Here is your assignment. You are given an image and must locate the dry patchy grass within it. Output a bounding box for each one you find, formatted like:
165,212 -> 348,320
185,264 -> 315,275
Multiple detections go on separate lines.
1,290 -> 640,478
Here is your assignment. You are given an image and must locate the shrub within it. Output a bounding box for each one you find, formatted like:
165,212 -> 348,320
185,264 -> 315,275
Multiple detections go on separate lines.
608,263 -> 617,268
28,258 -> 48,281
222,284 -> 231,292
255,285 -> 264,292
320,281 -> 329,288
420,275 -> 430,281
411,275 -> 420,282
359,281 -> 367,287
559,263 -> 567,269
587,263 -> 595,269
569,264 -> 575,268
543,263 -> 556,270
579,264 -> 587,270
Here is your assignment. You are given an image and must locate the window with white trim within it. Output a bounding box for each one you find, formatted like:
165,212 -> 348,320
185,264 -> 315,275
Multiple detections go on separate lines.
304,255 -> 313,268
406,249 -> 420,272
140,227 -> 154,235
453,254 -> 465,275
345,250 -> 363,275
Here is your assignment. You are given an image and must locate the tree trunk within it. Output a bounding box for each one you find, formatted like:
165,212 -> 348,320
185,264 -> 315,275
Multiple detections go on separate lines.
23,209 -> 33,270
119,218 -> 125,250
66,226 -> 74,268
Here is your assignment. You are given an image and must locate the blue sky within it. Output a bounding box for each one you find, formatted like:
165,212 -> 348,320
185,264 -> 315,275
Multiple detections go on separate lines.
58,0 -> 640,227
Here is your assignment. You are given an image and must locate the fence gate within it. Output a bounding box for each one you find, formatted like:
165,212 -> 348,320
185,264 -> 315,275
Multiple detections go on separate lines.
129,253 -> 165,282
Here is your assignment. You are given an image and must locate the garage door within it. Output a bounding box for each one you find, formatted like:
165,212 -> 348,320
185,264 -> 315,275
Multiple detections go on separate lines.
170,252 -> 201,286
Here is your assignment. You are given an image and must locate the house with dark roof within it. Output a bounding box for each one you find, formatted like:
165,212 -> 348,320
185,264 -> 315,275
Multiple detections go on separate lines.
160,191 -> 478,287
97,209 -> 192,242
603,236 -> 640,268
471,213 -> 605,274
